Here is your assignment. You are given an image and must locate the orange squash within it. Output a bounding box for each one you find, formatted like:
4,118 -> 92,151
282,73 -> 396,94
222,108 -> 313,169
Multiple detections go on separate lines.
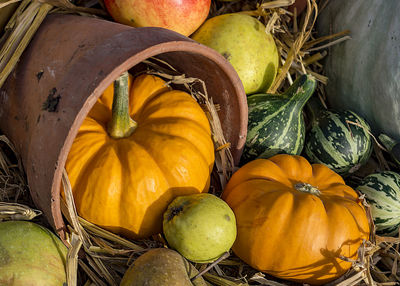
65,73 -> 215,239
222,154 -> 369,285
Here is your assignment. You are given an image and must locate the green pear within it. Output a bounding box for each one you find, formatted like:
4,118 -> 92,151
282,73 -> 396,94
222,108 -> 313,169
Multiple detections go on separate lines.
163,193 -> 237,263
0,221 -> 67,286
192,13 -> 279,95
120,248 -> 207,286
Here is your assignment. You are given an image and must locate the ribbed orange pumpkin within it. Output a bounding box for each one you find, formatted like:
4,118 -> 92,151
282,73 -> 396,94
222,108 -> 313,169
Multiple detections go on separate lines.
65,73 -> 215,239
222,154 -> 370,285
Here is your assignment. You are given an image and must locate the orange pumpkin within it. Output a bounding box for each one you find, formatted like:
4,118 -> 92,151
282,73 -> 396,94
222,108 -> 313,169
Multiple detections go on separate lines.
65,73 -> 215,239
222,154 -> 370,285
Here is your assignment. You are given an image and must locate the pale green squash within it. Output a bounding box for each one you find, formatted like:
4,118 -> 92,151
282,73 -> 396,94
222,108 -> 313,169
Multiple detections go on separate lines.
317,0 -> 400,141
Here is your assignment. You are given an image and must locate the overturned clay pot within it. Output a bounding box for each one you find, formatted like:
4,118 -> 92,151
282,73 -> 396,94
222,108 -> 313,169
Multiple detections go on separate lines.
0,14 -> 247,238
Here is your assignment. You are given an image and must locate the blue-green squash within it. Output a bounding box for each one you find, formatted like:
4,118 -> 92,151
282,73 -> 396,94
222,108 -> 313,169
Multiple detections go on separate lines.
240,74 -> 316,164
356,171 -> 400,237
304,106 -> 373,175
317,0 -> 400,142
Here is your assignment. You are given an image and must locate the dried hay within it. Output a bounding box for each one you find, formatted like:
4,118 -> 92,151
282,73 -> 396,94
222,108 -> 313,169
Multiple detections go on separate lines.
0,135 -> 28,202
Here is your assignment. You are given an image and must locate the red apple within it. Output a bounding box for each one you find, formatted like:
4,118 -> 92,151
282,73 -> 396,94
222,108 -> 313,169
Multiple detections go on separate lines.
104,0 -> 211,36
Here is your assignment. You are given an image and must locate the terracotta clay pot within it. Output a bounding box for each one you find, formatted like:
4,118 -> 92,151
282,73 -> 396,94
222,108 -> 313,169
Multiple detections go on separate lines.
0,15 -> 247,238
288,0 -> 307,14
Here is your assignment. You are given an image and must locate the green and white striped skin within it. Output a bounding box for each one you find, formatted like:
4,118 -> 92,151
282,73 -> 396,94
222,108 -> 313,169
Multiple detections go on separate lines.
379,134 -> 400,166
356,171 -> 400,236
304,110 -> 372,175
240,75 -> 316,165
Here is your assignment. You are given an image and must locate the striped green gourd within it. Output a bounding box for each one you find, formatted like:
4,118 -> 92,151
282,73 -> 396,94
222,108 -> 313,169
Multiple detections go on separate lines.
304,102 -> 373,175
379,134 -> 400,166
240,74 -> 316,165
356,171 -> 400,236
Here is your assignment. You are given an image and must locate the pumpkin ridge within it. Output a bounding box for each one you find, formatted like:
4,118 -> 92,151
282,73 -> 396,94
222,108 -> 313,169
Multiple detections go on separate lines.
117,139 -> 172,237
135,91 -> 206,126
74,127 -> 107,138
138,116 -> 211,136
223,159 -> 293,194
87,102 -> 112,125
130,131 -> 212,200
309,165 -> 346,187
136,121 -> 214,168
127,136 -> 174,189
288,199 -> 358,282
114,139 -> 172,236
66,133 -> 110,193
128,74 -> 170,113
134,127 -> 213,172
73,142 -> 119,218
129,84 -> 171,120
229,183 -> 291,266
228,179 -> 290,203
285,194 -> 330,270
268,155 -> 314,185
114,139 -> 139,231
323,199 -> 368,260
249,178 -> 290,191
318,192 -> 356,203
265,158 -> 300,185
76,116 -> 108,134
340,197 -> 369,235
226,177 -> 289,196
257,190 -> 297,271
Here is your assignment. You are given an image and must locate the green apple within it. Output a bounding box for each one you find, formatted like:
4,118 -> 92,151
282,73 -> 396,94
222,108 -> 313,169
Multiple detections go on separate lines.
191,13 -> 279,95
120,248 -> 207,286
163,193 -> 237,263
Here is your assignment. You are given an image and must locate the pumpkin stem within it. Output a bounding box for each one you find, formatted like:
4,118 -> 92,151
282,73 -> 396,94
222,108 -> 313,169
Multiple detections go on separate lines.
294,183 -> 321,196
107,71 -> 137,139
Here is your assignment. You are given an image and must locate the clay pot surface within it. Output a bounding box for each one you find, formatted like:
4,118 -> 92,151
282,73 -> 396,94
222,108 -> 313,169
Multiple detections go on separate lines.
288,0 -> 307,14
0,14 -> 247,237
